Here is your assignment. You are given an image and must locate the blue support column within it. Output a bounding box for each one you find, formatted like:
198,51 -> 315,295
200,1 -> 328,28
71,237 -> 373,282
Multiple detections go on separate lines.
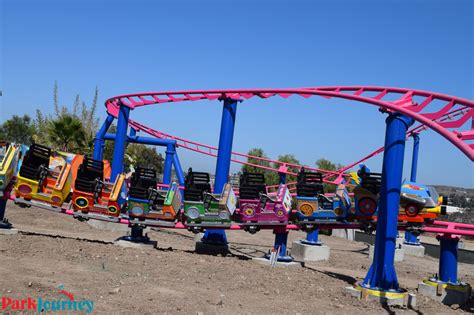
110,104 -> 130,181
269,169 -> 294,261
93,114 -> 114,161
267,227 -> 294,262
410,134 -> 420,182
202,99 -> 239,245
0,198 -> 12,229
405,134 -> 421,246
438,235 -> 459,284
172,153 -> 185,186
274,230 -> 289,260
404,232 -> 419,245
361,113 -> 414,292
104,134 -> 176,147
129,127 -> 137,138
302,228 -> 322,245
279,172 -> 286,185
275,232 -> 288,255
419,234 -> 471,305
163,144 -> 174,185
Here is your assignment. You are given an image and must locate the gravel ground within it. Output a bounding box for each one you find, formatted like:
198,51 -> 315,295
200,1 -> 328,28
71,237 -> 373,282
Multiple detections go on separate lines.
0,203 -> 473,314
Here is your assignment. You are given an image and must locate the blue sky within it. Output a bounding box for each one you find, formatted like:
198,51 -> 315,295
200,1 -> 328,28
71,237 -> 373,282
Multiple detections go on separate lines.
1,0 -> 473,187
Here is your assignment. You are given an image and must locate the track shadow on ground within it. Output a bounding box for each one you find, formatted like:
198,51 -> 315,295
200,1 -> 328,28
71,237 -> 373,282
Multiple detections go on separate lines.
381,303 -> 396,315
229,245 -> 267,260
329,244 -> 369,256
303,265 -> 358,286
19,230 -> 115,245
153,228 -> 279,249
151,228 -> 195,240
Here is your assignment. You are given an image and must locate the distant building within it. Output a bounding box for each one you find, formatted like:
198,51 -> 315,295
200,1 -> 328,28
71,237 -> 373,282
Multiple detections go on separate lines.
446,205 -> 463,214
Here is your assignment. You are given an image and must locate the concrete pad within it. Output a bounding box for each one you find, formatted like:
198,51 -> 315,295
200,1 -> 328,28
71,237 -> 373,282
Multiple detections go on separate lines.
114,239 -> 157,249
193,233 -> 205,242
87,219 -> 131,232
344,286 -> 362,299
396,236 -> 404,247
401,243 -> 425,257
418,281 -> 472,306
252,257 -> 300,267
292,240 -> 330,262
331,229 -> 355,241
0,228 -> 18,235
344,286 -> 416,308
369,245 -> 404,262
195,241 -> 229,256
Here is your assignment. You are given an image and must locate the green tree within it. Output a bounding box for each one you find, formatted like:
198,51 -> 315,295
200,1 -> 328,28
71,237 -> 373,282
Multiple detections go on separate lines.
275,154 -> 300,183
35,82 -> 99,153
34,110 -> 50,144
315,158 -> 343,172
241,149 -> 301,185
103,125 -> 164,174
103,125 -> 117,162
124,144 -> 164,173
79,87 -> 100,153
47,115 -> 86,152
0,115 -> 35,144
241,148 -> 271,174
316,158 -> 344,193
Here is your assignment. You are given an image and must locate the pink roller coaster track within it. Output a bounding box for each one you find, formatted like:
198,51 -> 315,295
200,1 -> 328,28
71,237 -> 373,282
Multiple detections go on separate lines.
9,86 -> 474,237
104,86 -> 473,185
46,208 -> 474,237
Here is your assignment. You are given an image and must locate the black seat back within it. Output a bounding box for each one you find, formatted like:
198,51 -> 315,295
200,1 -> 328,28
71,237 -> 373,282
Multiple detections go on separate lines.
239,171 -> 266,200
184,168 -> 211,202
358,168 -> 382,195
19,142 -> 51,180
296,168 -> 324,197
129,167 -> 157,199
74,156 -> 104,193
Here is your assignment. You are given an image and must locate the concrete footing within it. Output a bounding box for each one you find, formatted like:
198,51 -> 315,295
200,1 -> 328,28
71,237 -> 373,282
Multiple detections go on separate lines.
331,229 -> 355,241
252,257 -> 300,267
0,228 -> 18,235
344,286 -> 416,308
194,233 -> 205,242
114,238 -> 157,249
396,236 -> 404,247
369,245 -> 404,262
292,240 -> 330,262
401,243 -> 425,257
418,280 -> 472,306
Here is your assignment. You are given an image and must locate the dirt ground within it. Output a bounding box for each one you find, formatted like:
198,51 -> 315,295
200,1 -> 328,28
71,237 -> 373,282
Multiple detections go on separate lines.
0,203 -> 473,314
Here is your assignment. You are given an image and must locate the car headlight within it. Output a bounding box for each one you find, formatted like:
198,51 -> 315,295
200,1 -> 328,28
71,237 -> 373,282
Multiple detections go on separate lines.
244,207 -> 255,217
187,207 -> 200,219
51,196 -> 62,204
108,206 -> 118,214
18,184 -> 32,194
218,211 -> 230,220
299,203 -> 314,216
130,205 -> 144,216
74,197 -> 89,208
